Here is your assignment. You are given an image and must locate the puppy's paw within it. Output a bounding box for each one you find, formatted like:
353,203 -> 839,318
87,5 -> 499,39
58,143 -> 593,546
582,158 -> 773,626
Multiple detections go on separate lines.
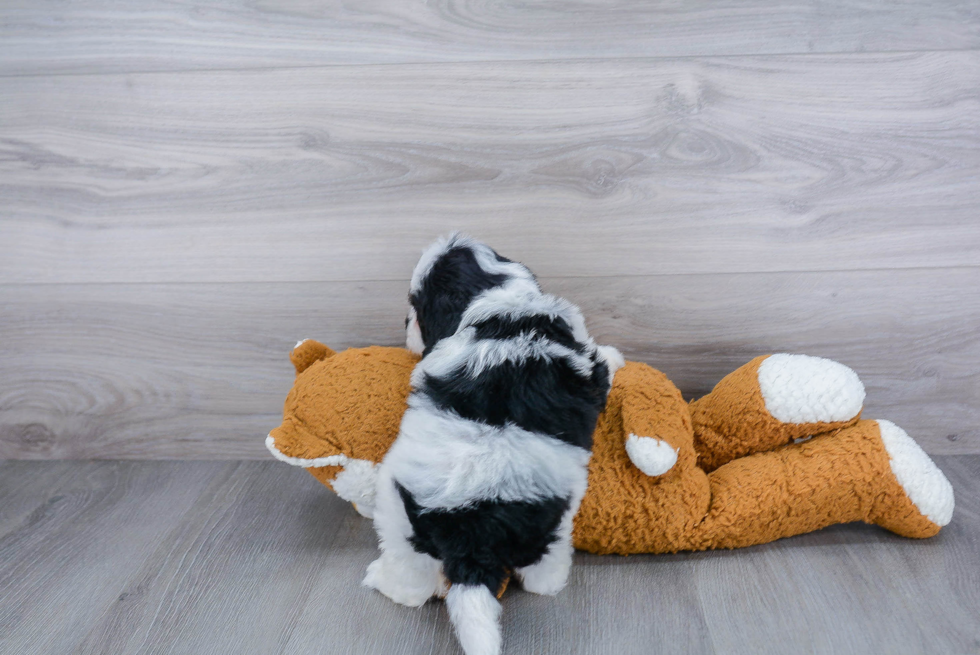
362,556 -> 438,607
518,556 -> 571,596
362,557 -> 386,593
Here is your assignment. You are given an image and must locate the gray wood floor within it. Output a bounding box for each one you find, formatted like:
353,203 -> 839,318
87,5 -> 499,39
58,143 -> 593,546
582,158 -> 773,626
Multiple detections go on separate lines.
0,457 -> 977,655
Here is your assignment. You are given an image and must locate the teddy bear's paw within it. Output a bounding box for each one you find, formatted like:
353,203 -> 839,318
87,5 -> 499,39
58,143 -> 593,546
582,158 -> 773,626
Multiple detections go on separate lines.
758,354 -> 865,424
878,420 -> 954,527
625,435 -> 678,477
362,554 -> 442,607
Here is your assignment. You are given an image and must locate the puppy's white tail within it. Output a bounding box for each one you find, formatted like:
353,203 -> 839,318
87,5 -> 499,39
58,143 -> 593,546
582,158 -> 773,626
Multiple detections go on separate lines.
445,584 -> 502,655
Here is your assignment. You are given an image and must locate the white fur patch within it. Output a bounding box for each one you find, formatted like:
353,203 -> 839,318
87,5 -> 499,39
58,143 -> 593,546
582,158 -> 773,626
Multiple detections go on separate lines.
410,232 -> 534,295
405,306 -> 425,355
877,420 -> 954,527
413,326 -> 596,384
446,584 -> 502,655
372,466 -> 416,549
293,338 -> 311,350
454,279 -> 619,388
266,434 -> 379,516
757,354 -> 865,424
624,435 -> 678,477
597,344 -> 625,384
459,280 -> 587,343
362,548 -> 444,607
410,277 -> 609,389
385,398 -> 591,510
331,459 -> 379,518
409,234 -> 457,294
362,549 -> 445,607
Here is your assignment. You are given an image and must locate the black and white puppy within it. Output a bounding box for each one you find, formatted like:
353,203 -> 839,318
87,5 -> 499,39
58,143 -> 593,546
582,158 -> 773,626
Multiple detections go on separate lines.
364,234 -> 623,655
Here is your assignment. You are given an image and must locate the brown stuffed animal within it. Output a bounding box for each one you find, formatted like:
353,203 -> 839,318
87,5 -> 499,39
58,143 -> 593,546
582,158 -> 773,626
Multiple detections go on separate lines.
267,340 -> 954,555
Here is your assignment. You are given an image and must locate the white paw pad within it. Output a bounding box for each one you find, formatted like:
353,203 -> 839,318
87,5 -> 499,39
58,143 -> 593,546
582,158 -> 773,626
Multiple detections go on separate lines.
625,435 -> 678,477
878,420 -> 954,526
758,354 -> 865,424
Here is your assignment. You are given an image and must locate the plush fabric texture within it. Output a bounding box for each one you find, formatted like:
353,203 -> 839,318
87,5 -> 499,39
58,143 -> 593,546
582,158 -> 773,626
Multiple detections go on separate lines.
269,341 -> 418,466
624,435 -> 678,477
268,342 -> 953,555
756,353 -> 866,424
876,419 -> 955,526
689,355 -> 863,472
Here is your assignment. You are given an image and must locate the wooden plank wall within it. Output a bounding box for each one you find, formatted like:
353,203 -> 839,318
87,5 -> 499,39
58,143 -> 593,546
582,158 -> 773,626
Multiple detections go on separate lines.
1,1 -> 978,458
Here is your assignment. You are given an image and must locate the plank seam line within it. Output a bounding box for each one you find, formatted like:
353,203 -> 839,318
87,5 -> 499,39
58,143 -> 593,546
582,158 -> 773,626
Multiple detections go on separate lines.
0,264 -> 977,288
0,47 -> 978,79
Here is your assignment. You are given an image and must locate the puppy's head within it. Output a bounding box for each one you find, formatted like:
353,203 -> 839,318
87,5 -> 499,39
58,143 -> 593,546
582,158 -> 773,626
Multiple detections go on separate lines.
406,233 -> 537,355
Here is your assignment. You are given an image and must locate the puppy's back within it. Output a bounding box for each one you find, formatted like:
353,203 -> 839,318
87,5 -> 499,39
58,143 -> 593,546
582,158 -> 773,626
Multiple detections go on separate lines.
394,275 -> 613,576
381,234 -> 620,655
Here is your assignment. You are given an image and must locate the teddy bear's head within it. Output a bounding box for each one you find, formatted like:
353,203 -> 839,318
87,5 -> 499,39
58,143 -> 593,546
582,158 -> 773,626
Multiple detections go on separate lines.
265,340 -> 419,517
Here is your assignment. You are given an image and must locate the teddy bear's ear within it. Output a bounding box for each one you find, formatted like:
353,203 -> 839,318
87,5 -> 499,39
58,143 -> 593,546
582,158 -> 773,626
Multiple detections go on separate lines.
289,339 -> 336,375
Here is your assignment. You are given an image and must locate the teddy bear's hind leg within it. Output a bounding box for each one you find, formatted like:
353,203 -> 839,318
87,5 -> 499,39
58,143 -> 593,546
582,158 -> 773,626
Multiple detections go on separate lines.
691,354 -> 865,471
685,420 -> 952,550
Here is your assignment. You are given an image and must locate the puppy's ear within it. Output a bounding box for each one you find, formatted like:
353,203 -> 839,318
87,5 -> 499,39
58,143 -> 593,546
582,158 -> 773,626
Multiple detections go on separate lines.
290,339 -> 336,375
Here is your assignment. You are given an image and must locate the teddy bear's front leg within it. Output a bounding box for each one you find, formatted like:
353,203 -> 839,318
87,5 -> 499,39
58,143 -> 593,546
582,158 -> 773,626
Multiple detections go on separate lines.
690,354 -> 865,471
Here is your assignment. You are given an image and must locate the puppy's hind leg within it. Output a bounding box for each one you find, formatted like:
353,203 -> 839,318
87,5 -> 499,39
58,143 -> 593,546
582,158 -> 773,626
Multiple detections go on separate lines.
517,470 -> 586,596
363,468 -> 447,607
515,506 -> 575,596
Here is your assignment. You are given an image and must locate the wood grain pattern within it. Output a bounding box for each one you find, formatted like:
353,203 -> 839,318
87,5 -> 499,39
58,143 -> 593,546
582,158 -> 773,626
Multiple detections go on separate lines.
0,461 -> 226,654
0,458 -> 976,654
2,0 -> 980,75
2,52 -> 978,284
3,4 -> 978,464
1,267 -> 976,459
